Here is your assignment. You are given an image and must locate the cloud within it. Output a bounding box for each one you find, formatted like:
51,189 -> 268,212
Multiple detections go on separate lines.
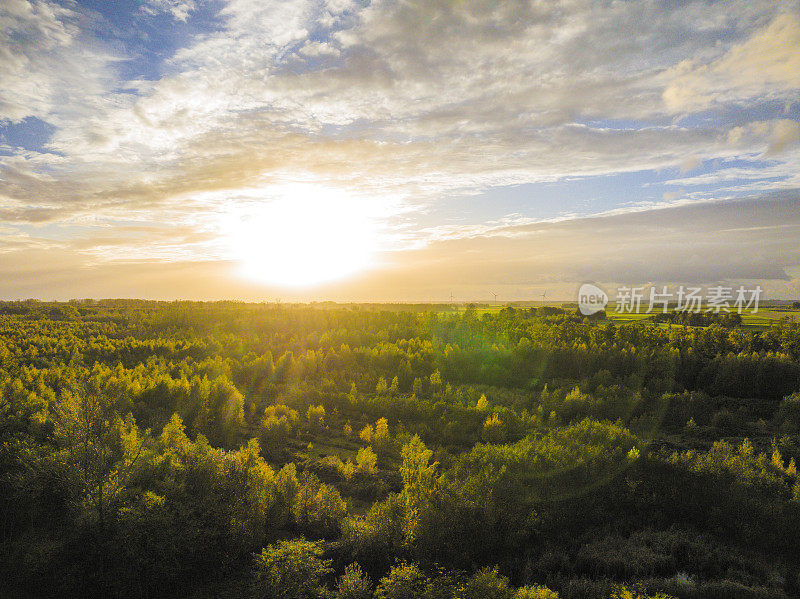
1,0 -> 799,299
7,0 -> 799,202
663,12 -> 800,111
358,193 -> 800,299
679,156 -> 702,173
142,0 -> 201,22
3,193 -> 797,301
766,119 -> 800,155
0,0 -> 116,124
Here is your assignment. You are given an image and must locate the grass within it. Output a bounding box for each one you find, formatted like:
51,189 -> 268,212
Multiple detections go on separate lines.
303,436 -> 360,461
606,312 -> 653,323
741,309 -> 800,328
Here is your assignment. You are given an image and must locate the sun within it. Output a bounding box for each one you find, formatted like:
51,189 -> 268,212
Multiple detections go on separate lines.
224,183 -> 380,287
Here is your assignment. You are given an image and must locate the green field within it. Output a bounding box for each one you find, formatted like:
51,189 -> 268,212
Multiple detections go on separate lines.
454,302 -> 800,329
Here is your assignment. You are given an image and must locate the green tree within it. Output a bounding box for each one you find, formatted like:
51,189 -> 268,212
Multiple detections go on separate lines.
374,562 -> 429,599
54,389 -> 145,528
430,370 -> 443,394
335,563 -> 373,599
374,417 -> 391,452
260,404 -> 300,456
776,392 -> 800,432
307,405 -> 326,430
376,377 -> 389,395
198,377 -> 245,447
400,435 -> 437,500
514,586 -> 559,599
398,435 -> 438,546
482,413 -> 506,443
360,424 -> 374,444
311,483 -> 348,536
458,567 -> 512,599
252,539 -> 332,599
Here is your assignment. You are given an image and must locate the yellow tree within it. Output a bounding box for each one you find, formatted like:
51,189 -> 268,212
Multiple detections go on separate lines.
374,417 -> 391,453
356,447 -> 378,474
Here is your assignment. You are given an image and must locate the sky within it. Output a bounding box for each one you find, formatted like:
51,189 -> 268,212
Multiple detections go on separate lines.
0,0 -> 799,302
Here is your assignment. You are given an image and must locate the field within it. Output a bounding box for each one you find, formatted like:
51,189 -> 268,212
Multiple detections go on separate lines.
453,303 -> 800,325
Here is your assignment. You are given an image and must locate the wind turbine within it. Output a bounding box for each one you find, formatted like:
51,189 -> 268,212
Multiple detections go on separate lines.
491,291 -> 498,304
540,290 -> 547,305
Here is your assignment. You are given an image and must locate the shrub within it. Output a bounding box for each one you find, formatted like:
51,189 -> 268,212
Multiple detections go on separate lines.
611,587 -> 677,599
307,405 -> 326,430
459,567 -> 513,599
776,392 -> 800,432
335,563 -> 373,599
711,409 -> 736,433
374,563 -> 429,599
251,539 -> 332,599
699,580 -> 786,599
515,585 -> 559,599
356,446 -> 378,474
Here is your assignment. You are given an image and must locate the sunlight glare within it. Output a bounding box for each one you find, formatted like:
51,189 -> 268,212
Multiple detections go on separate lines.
225,184 -> 380,287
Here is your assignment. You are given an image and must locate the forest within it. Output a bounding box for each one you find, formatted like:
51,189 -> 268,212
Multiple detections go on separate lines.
1,299 -> 800,599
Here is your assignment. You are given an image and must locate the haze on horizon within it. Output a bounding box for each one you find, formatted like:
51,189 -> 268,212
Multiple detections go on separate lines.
1,0 -> 799,302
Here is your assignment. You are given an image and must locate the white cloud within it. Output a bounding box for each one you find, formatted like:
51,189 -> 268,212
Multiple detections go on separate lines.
142,0 -> 200,22
0,0 -> 116,123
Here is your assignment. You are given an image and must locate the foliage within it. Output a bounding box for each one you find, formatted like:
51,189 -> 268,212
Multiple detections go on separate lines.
458,566 -> 513,599
252,538 -> 332,599
1,301 -> 799,597
356,446 -> 378,474
514,585 -> 559,599
374,562 -> 429,599
335,563 -> 373,599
